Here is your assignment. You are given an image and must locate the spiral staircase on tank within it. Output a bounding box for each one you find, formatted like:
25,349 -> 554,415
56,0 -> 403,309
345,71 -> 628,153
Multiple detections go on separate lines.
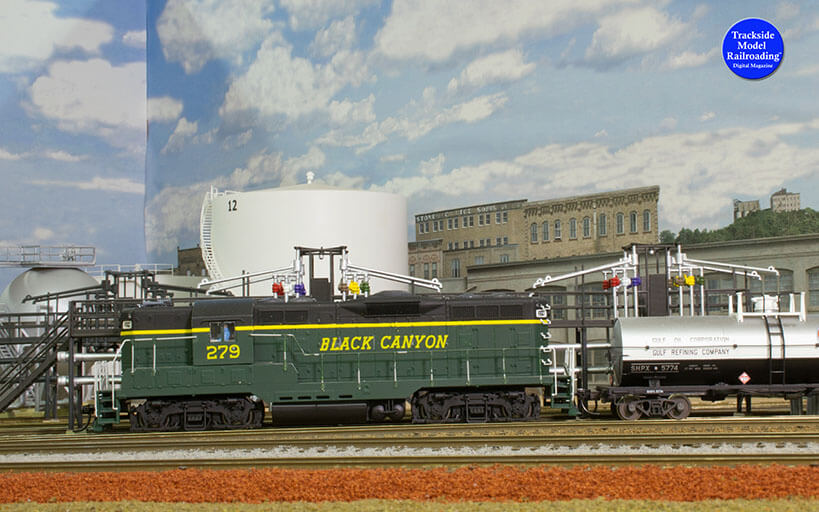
199,187 -> 225,282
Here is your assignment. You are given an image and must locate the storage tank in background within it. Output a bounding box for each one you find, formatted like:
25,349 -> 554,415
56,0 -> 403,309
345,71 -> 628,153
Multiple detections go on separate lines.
0,267 -> 100,315
200,179 -> 408,296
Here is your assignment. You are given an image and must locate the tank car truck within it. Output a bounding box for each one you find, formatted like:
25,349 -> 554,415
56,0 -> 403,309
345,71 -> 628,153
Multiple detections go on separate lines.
95,291 -> 559,432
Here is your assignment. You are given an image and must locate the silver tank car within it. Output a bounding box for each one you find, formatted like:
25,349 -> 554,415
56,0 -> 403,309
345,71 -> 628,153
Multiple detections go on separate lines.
612,315 -> 819,388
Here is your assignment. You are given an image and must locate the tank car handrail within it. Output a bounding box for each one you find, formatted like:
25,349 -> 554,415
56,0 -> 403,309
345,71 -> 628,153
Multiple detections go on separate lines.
733,292 -> 806,322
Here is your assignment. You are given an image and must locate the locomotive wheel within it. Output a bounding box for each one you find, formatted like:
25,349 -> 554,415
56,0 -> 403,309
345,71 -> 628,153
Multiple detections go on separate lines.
615,396 -> 642,420
665,395 -> 691,420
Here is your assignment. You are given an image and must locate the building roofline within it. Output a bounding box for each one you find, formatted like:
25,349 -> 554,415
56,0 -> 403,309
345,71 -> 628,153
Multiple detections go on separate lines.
468,232 -> 819,272
413,198 -> 528,219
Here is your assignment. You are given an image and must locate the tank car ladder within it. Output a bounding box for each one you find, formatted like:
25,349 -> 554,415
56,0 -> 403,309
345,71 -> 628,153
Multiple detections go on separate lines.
763,315 -> 786,385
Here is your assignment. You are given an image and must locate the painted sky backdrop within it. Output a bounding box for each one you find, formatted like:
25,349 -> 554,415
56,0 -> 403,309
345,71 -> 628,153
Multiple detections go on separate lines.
1,1 -> 819,277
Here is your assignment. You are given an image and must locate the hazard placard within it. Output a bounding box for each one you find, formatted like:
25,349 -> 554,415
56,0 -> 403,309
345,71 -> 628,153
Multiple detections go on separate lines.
738,372 -> 751,384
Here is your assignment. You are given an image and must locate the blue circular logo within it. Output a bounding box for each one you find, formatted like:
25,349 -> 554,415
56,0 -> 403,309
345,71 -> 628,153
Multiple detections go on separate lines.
723,18 -> 783,79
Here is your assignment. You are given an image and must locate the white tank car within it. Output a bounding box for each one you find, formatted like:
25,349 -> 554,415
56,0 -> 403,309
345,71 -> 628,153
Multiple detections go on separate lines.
201,183 -> 408,296
612,315 -> 819,388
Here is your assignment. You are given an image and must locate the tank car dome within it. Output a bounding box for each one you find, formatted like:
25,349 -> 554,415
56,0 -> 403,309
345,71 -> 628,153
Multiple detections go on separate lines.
0,267 -> 99,314
201,181 -> 408,296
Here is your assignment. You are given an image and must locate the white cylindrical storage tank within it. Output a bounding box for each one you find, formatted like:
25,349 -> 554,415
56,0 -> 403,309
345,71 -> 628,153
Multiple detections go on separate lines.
0,267 -> 100,315
201,183 -> 408,296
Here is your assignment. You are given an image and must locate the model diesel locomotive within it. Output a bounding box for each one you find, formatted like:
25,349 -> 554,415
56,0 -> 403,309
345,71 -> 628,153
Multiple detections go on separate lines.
113,291 -> 553,431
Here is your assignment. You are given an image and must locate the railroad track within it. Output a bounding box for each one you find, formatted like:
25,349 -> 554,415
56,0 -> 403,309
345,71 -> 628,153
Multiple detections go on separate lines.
1,416 -> 819,471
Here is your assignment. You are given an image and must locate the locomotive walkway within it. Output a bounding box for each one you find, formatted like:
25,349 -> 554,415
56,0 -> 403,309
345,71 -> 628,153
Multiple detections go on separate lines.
1,416 -> 818,471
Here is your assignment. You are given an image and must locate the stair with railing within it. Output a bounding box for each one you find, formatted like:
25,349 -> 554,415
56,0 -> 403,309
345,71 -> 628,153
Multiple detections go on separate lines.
0,313 -> 69,412
199,188 -> 223,281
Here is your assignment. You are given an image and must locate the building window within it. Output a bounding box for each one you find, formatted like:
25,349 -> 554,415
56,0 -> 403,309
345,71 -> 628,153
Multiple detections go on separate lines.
616,213 -> 624,234
454,242 -> 459,249
451,259 -> 460,278
569,218 -> 577,239
530,223 -> 538,243
503,236 -> 508,245
599,213 -> 607,236
431,262 -> 437,278
643,209 -> 651,232
469,216 -> 474,227
582,216 -> 591,238
495,212 -> 501,224
470,240 -> 475,248
809,268 -> 819,308
479,215 -> 484,226
499,254 -> 509,263
554,220 -> 561,240
409,264 -> 415,276
629,211 -> 638,233
464,240 -> 468,248
542,221 -> 549,242
431,222 -> 436,233
496,237 -> 502,246
503,211 -> 508,223
475,256 -> 484,265
486,238 -> 491,246
485,214 -> 491,225
447,242 -> 453,250
453,218 -> 459,229
418,223 -> 424,234
448,218 -> 453,230
423,263 -> 429,280
462,216 -> 468,227
480,239 -> 485,247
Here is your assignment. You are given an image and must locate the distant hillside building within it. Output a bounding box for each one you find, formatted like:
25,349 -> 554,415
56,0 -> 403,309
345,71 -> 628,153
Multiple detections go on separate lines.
733,199 -> 760,221
410,185 -> 659,280
771,188 -> 800,213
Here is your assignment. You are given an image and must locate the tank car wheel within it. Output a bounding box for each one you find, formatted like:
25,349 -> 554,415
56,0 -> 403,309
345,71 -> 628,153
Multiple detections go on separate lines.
665,395 -> 691,420
615,397 -> 642,421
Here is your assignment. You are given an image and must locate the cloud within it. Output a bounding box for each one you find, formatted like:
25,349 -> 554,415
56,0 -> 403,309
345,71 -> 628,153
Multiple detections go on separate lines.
663,48 -> 717,70
447,49 -> 535,93
659,117 -> 677,130
310,16 -> 356,58
0,0 -> 113,73
585,7 -> 688,67
161,117 -> 198,154
419,153 -> 445,176
374,0 -> 619,62
220,35 -> 372,123
43,150 -> 87,162
156,0 -> 275,74
700,112 -> 715,122
33,227 -> 55,241
221,129 -> 253,150
328,94 -> 376,125
380,153 -> 406,163
26,59 -> 146,152
145,146 -> 326,256
594,129 -> 608,138
148,96 -> 184,123
369,119 -> 819,231
317,92 -> 508,153
122,30 -> 147,48
0,148 -> 26,160
280,0 -> 379,31
29,176 -> 145,194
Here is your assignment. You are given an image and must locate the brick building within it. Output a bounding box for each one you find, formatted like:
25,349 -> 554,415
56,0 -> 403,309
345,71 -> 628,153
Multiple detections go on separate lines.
410,186 -> 660,280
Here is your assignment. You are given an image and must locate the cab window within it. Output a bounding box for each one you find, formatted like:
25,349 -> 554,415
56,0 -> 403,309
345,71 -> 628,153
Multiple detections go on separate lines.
209,321 -> 236,342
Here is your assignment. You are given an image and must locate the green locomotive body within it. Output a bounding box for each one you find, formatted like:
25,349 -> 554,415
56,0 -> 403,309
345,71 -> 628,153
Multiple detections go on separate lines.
115,292 -> 557,431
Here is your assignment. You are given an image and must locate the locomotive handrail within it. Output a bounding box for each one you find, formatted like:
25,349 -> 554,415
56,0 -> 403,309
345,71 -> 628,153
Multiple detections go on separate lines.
341,261 -> 442,292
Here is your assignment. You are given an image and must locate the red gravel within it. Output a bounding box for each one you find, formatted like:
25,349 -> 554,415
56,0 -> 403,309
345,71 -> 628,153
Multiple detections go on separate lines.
1,465 -> 817,503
